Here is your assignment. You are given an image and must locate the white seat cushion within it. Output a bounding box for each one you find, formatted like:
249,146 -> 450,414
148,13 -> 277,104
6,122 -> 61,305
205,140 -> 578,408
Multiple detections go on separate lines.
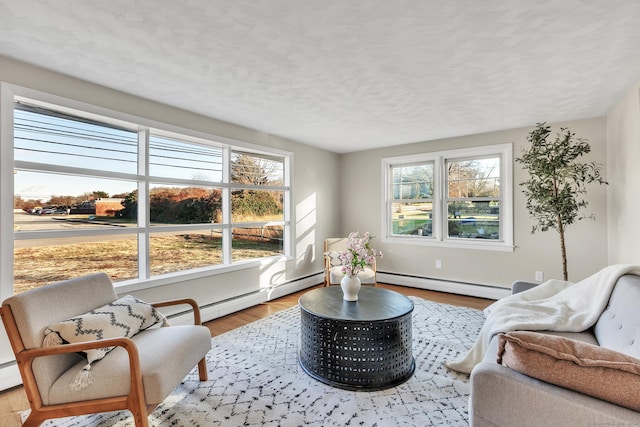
48,325 -> 211,405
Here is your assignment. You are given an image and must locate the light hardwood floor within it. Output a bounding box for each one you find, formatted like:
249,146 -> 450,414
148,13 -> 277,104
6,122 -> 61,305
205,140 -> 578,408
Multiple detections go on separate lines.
0,283 -> 493,427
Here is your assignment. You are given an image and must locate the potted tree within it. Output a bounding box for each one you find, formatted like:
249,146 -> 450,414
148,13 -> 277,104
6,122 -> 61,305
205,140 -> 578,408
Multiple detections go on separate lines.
516,123 -> 607,281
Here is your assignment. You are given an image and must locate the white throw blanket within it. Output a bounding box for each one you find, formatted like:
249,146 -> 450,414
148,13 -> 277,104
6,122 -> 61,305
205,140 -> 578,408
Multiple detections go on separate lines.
445,264 -> 640,374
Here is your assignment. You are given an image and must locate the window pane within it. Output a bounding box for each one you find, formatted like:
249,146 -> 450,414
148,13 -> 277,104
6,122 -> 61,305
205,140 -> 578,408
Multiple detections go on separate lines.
447,157 -> 500,198
391,202 -> 433,236
14,103 -> 138,174
393,163 -> 433,199
447,201 -> 500,239
231,189 -> 284,222
13,234 -> 138,294
150,230 -> 222,275
149,135 -> 222,182
14,171 -> 137,230
232,226 -> 284,261
231,151 -> 284,185
148,185 -> 222,225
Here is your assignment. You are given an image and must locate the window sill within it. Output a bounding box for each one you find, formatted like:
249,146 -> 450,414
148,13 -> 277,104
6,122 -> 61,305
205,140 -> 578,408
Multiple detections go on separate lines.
114,255 -> 290,294
382,236 -> 514,252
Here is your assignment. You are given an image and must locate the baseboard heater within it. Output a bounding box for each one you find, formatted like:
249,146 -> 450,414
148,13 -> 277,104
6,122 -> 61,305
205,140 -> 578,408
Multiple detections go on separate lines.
167,272 -> 323,325
376,271 -> 510,300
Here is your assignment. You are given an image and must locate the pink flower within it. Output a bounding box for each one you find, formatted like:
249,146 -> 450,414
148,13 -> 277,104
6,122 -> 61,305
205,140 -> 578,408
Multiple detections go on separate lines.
339,231 -> 382,276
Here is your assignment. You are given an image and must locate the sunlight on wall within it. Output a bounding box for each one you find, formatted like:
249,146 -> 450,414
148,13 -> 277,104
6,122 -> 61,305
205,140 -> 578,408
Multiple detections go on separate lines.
257,192 -> 317,298
295,192 -> 317,268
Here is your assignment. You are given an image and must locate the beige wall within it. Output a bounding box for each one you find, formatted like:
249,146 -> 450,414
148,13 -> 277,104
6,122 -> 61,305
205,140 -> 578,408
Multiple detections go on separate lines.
607,77 -> 640,265
340,117 -> 609,288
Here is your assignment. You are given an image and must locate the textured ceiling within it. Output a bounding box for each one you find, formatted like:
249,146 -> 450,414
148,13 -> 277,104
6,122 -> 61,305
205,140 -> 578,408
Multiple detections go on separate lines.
1,1 -> 640,153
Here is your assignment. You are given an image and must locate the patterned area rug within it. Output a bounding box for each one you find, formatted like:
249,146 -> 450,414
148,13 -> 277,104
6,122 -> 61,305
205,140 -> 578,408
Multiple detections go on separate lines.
39,296 -> 485,427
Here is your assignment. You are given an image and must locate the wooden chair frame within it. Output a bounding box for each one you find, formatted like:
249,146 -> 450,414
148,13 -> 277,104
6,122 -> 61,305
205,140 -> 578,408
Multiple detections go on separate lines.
1,298 -> 208,427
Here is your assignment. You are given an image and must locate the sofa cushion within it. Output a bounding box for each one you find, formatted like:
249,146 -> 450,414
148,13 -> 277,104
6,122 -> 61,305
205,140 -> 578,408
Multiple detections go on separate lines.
497,331 -> 640,412
48,325 -> 212,405
594,274 -> 640,358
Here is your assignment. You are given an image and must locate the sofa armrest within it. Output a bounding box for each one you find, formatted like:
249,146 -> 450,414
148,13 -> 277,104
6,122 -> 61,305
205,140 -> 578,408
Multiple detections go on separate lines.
470,361 -> 640,427
511,280 -> 539,295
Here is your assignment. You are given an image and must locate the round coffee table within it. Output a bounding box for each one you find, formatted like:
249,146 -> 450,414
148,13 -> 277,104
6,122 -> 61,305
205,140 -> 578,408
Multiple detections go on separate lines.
298,286 -> 414,391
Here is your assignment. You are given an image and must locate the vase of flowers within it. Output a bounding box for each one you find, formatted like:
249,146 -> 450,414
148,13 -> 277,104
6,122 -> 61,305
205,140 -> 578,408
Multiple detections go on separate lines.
339,231 -> 382,301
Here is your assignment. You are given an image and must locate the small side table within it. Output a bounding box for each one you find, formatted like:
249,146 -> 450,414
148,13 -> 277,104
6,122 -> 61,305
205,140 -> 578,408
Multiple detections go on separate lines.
298,286 -> 414,391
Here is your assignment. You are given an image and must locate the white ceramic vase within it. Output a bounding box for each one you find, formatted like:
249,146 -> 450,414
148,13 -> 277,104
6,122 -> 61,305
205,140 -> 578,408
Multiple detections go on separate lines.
340,274 -> 361,301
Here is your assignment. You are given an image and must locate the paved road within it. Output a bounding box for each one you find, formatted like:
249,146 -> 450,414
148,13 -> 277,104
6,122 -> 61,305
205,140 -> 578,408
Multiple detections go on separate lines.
13,212 -> 136,248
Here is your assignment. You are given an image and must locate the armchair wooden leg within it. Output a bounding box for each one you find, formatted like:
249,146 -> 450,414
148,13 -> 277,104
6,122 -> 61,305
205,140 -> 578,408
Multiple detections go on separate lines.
197,358 -> 208,381
128,371 -> 149,427
22,412 -> 46,427
130,406 -> 149,427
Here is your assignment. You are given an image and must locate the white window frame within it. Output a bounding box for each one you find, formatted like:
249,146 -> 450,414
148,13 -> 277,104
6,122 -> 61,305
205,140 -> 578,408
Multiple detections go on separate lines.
0,83 -> 293,298
381,143 -> 513,252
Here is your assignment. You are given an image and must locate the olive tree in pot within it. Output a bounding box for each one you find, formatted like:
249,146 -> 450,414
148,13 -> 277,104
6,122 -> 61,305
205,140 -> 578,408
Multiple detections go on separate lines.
516,123 -> 607,281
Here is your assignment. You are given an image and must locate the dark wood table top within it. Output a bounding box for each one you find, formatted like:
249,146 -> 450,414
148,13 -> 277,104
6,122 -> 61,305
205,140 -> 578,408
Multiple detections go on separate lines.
298,286 -> 413,321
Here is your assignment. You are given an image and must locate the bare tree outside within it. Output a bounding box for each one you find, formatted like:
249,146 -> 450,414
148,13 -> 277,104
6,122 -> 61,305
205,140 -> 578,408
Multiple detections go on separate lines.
447,159 -> 500,198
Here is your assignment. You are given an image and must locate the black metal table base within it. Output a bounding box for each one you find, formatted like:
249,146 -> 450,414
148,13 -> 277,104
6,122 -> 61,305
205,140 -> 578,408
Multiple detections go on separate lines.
298,287 -> 414,391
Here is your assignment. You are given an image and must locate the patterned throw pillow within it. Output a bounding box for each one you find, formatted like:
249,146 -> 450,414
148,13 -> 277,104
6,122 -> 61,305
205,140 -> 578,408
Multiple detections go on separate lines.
43,295 -> 168,390
325,251 -> 343,267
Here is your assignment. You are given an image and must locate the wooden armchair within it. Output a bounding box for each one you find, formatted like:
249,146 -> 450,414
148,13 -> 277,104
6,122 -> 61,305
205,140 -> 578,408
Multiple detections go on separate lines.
323,237 -> 377,287
0,273 -> 211,427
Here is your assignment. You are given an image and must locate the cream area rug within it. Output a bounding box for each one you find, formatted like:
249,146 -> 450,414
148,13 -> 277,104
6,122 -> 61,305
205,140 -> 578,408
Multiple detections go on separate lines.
37,296 -> 484,427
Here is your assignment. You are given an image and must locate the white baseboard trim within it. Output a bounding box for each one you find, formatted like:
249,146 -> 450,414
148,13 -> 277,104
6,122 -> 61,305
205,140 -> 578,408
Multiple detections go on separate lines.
376,272 -> 510,300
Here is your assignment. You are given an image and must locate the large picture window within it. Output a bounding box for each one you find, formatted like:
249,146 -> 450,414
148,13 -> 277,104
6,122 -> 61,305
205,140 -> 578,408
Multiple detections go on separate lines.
383,144 -> 513,251
3,88 -> 291,295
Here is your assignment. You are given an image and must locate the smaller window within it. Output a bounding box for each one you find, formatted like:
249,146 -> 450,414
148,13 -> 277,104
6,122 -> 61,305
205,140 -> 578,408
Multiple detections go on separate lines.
382,144 -> 513,251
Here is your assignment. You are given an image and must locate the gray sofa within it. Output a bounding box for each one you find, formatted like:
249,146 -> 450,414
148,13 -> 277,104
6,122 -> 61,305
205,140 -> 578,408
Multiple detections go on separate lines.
469,274 -> 640,427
